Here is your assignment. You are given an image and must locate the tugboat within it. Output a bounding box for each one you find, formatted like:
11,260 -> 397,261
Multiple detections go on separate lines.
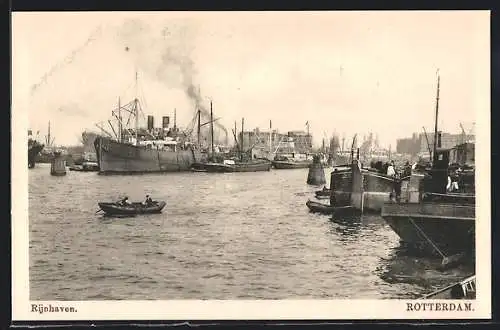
381,70 -> 476,262
381,146 -> 475,259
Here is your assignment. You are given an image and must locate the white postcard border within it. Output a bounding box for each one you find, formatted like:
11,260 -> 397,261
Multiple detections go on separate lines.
11,10 -> 491,321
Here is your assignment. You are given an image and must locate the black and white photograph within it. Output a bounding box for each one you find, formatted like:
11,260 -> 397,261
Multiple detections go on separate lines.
12,10 -> 490,320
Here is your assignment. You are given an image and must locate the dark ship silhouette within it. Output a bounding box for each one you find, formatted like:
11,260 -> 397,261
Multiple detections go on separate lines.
28,130 -> 44,168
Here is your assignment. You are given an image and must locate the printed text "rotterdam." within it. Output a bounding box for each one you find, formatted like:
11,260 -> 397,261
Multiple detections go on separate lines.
407,302 -> 474,312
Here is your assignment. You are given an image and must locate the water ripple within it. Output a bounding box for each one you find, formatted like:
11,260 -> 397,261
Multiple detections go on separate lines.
28,165 -> 473,300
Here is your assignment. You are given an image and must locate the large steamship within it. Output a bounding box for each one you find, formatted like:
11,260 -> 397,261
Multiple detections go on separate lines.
94,102 -> 202,174
94,75 -> 203,174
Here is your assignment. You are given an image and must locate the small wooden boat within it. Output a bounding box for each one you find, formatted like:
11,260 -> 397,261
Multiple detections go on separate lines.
272,160 -> 312,169
306,200 -> 354,215
423,275 -> 475,299
97,201 -> 166,216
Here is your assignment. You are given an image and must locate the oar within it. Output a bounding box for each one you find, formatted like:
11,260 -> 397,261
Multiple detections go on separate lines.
95,209 -> 103,214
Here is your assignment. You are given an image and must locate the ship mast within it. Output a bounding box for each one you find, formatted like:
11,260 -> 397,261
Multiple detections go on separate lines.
241,117 -> 244,161
118,97 -> 122,143
210,101 -> 214,157
47,121 -> 51,147
432,69 -> 441,164
174,108 -> 177,131
422,126 -> 433,162
269,120 -> 272,156
134,70 -> 139,146
234,121 -> 238,153
197,108 -> 201,148
459,122 -> 466,145
305,121 -> 312,154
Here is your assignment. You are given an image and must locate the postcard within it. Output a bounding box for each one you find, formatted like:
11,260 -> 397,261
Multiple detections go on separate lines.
12,10 -> 491,321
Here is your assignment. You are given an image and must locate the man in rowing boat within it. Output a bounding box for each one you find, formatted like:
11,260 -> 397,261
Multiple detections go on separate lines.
143,195 -> 154,206
119,196 -> 132,206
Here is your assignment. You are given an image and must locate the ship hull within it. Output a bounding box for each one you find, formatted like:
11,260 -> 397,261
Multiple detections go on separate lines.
330,161 -> 396,212
381,202 -> 475,255
203,160 -> 272,173
94,136 -> 201,174
272,160 -> 312,169
28,143 -> 44,169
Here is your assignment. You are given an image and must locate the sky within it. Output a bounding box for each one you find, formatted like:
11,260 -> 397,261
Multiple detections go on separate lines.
12,11 -> 489,148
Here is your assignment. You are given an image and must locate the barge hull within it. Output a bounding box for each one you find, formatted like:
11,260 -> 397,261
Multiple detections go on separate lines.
382,202 -> 475,255
204,161 -> 272,173
330,161 -> 396,212
272,161 -> 311,169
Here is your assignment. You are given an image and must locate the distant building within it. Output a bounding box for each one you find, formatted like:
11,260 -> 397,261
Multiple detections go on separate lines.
240,128 -> 312,154
240,128 -> 286,152
286,130 -> 312,153
396,131 -> 475,156
450,142 -> 475,166
418,132 -> 475,154
396,133 -> 421,155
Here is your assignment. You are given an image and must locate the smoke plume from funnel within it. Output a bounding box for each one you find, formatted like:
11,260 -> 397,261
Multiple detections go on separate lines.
113,18 -> 228,144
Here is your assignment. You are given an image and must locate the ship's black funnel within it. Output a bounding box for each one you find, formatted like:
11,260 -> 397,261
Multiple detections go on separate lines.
147,115 -> 154,130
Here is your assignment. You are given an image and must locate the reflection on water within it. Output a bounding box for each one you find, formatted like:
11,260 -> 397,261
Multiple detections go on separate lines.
328,213 -> 474,299
375,246 -> 475,299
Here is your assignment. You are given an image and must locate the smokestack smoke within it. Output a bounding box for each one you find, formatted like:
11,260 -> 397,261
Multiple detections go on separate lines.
115,19 -> 228,143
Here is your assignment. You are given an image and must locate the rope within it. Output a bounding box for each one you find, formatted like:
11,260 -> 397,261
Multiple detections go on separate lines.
408,217 -> 447,259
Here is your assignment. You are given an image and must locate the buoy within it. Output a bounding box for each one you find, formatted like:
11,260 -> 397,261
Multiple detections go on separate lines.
50,151 -> 67,176
307,154 -> 326,185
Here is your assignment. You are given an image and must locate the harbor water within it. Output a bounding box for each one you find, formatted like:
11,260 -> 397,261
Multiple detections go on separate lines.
29,164 -> 473,300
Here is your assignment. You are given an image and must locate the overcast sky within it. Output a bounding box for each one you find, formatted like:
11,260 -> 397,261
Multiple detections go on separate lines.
13,11 -> 489,147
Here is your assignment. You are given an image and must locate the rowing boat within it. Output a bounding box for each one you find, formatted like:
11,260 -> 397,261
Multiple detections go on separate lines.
97,201 -> 166,216
306,200 -> 355,215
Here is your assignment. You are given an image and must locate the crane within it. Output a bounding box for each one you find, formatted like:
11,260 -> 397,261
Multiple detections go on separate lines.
459,122 -> 467,144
